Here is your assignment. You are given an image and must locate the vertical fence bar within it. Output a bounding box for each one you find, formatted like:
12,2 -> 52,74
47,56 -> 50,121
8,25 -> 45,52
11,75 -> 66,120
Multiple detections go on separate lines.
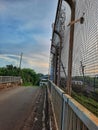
66,1 -> 75,95
48,81 -> 98,130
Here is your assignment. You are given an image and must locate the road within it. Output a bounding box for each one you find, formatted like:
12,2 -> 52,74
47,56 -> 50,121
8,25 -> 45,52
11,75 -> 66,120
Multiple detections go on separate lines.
0,86 -> 42,130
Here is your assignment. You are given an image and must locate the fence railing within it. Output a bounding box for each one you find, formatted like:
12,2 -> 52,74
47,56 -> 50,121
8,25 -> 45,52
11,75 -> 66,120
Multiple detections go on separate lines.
48,80 -> 98,130
0,76 -> 21,84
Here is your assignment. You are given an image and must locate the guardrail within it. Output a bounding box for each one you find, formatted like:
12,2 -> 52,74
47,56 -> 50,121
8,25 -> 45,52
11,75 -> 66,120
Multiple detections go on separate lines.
0,76 -> 21,83
48,80 -> 98,130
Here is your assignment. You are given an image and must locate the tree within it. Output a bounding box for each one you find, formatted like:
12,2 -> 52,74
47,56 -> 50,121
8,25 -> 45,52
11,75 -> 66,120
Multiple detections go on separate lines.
0,65 -> 40,86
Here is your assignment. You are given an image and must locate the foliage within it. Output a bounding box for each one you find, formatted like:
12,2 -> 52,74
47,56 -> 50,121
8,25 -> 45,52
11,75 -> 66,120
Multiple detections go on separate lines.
21,68 -> 40,85
0,65 -> 20,76
0,65 -> 40,86
72,91 -> 98,117
95,90 -> 98,94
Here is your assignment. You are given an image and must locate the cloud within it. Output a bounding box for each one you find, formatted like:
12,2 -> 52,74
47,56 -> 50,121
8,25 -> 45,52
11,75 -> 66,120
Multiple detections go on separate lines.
22,61 -> 49,74
0,3 -> 7,14
0,0 -> 58,74
0,54 -> 49,74
0,54 -> 19,67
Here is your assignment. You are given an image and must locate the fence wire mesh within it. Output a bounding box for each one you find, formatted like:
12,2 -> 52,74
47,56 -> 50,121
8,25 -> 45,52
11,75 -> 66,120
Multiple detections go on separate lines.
49,0 -> 98,92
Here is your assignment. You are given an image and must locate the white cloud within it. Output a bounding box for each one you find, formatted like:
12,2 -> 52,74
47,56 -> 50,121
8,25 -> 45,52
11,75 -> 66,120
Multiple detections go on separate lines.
0,3 -> 7,14
0,54 -> 49,74
0,0 -> 58,74
0,54 -> 19,66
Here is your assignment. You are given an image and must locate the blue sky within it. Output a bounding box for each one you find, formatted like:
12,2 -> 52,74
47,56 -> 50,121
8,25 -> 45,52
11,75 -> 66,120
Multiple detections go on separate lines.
0,0 -> 58,74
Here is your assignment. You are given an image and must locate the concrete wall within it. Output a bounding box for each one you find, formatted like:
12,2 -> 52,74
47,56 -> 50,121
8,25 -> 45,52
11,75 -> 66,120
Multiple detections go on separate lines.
0,76 -> 22,90
0,82 -> 21,90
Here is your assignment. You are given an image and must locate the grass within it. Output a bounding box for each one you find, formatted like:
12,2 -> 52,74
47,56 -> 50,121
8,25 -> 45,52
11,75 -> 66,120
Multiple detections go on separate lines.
72,91 -> 98,117
22,82 -> 33,86
95,90 -> 98,94
22,82 -> 39,87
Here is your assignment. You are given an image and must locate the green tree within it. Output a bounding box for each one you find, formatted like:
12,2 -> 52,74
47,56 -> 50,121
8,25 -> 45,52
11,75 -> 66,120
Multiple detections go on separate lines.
0,65 -> 40,86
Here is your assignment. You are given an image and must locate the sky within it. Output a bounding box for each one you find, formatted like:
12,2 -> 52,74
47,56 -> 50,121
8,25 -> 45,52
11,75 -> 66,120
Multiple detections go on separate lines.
0,0 -> 58,74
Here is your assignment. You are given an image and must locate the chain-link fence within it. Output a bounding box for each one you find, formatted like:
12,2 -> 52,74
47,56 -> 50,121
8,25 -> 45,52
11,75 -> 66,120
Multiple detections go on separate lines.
49,0 -> 98,94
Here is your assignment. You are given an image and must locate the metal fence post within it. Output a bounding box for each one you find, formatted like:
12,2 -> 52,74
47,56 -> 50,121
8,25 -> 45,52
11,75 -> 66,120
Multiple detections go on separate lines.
66,1 -> 75,95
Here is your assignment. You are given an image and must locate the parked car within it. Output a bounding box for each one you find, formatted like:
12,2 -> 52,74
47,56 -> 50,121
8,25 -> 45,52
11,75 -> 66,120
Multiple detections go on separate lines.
39,79 -> 48,87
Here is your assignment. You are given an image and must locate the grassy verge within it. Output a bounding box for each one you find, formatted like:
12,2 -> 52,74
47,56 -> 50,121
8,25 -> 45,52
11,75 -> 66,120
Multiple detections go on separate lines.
22,82 -> 33,86
72,91 -> 98,117
22,82 -> 39,87
95,90 -> 98,94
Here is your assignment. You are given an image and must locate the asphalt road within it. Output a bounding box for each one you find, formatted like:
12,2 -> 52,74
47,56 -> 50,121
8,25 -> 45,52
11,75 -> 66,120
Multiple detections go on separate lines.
0,86 -> 41,130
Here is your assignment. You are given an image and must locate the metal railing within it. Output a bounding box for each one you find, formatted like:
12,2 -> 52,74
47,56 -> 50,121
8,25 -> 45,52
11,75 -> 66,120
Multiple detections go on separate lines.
0,76 -> 21,84
48,80 -> 98,130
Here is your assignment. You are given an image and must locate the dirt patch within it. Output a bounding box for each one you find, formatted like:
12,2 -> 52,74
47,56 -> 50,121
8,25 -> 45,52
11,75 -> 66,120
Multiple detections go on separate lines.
0,82 -> 21,90
20,87 -> 56,130
21,88 -> 45,130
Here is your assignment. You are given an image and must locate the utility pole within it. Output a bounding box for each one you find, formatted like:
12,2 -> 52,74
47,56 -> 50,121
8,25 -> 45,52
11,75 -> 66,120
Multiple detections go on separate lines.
94,77 -> 96,92
80,61 -> 85,86
19,52 -> 23,69
19,52 -> 23,77
66,2 -> 75,96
